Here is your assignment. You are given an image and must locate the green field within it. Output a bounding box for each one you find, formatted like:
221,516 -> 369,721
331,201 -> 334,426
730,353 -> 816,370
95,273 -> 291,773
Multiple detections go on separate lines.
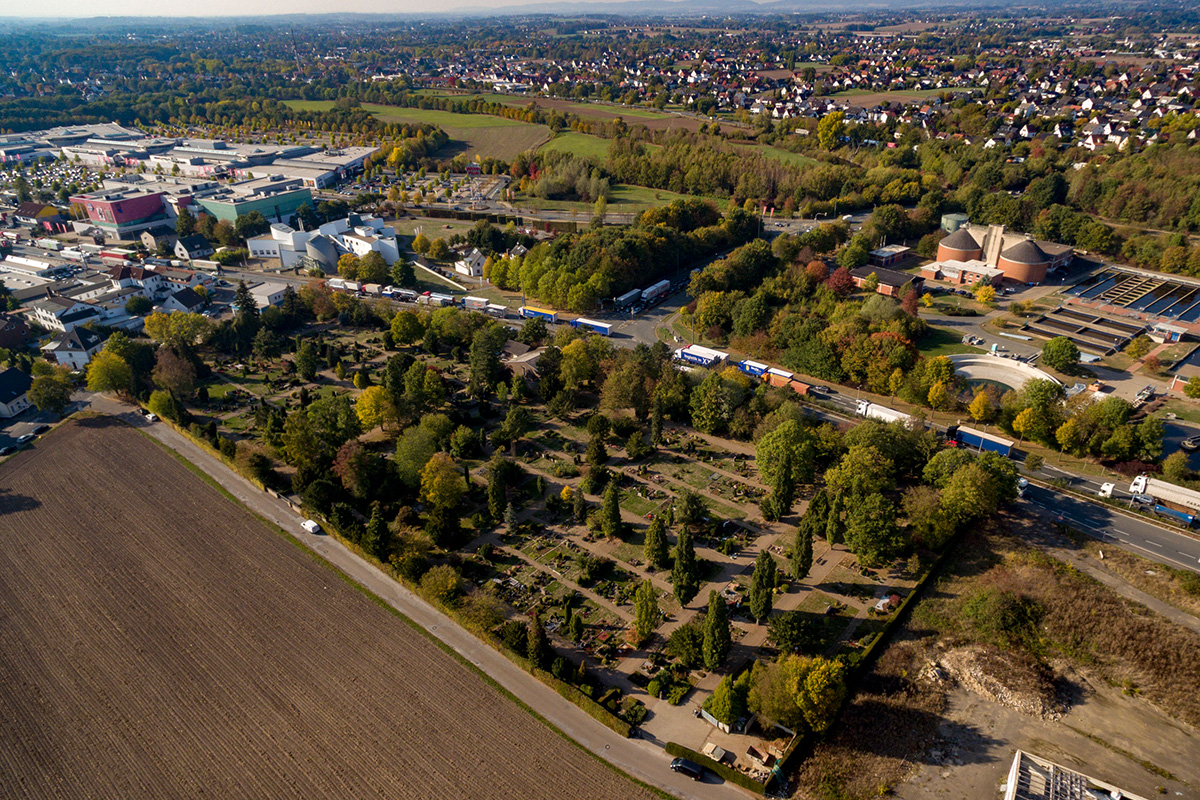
284,100 -> 551,160
518,183 -> 718,213
917,325 -> 985,357
540,132 -> 612,161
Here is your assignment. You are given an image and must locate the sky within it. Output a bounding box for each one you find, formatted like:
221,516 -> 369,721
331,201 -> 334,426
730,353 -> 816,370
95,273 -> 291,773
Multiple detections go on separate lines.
3,0 -> 544,18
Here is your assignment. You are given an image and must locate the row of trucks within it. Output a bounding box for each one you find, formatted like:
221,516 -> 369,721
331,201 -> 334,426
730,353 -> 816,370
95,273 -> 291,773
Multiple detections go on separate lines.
1099,476 -> 1200,527
516,306 -> 614,335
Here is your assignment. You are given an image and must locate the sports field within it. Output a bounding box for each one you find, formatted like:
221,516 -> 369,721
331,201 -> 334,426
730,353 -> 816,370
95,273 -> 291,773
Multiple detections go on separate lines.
0,418 -> 659,800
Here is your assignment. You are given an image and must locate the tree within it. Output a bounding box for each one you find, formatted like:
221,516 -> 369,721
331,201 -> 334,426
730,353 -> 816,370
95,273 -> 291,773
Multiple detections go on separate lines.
1186,376 -> 1200,399
633,579 -> 659,644
143,312 -> 210,352
29,370 -> 73,415
362,503 -> 391,561
390,310 -> 424,347
468,326 -> 505,398
702,590 -> 731,669
705,674 -> 748,726
601,482 -> 624,539
974,285 -> 996,305
1041,336 -> 1080,372
1163,451 -> 1191,484
426,238 -> 450,262
420,452 -> 466,514
337,253 -> 361,279
391,259 -> 416,288
295,340 -> 319,381
234,281 -> 259,319
671,528 -> 701,606
668,620 -> 704,668
690,373 -> 734,434
825,265 -> 855,297
175,206 -> 196,237
818,110 -> 846,150
791,656 -> 847,734
793,522 -> 813,581
420,564 -> 462,606
411,232 -> 430,255
927,381 -> 949,411
355,385 -> 396,430
969,392 -> 993,425
486,456 -> 512,521
527,613 -> 551,669
643,516 -> 670,570
152,348 -> 197,398
358,251 -> 388,285
650,395 -> 664,445
1012,407 -> 1038,445
86,350 -> 133,395
748,550 -> 777,623
125,295 -> 152,316
843,494 -> 900,567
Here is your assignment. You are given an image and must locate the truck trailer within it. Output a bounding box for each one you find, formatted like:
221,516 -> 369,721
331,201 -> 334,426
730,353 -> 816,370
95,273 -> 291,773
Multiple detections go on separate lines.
463,296 -> 488,310
641,280 -> 670,303
519,306 -> 559,322
570,318 -> 612,336
674,344 -> 728,367
737,360 -> 768,377
855,400 -> 917,428
945,425 -> 1014,457
615,289 -> 641,309
1130,475 -> 1200,516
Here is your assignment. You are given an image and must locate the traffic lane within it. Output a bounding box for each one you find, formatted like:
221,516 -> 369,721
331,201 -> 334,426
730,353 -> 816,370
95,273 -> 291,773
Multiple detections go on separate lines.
1023,484 -> 1200,572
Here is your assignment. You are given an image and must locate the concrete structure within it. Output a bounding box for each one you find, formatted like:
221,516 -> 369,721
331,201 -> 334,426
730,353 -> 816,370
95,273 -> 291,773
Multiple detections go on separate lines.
1022,306 -> 1145,355
192,176 -> 313,225
248,281 -> 288,308
1003,750 -> 1148,800
921,258 -> 1005,287
41,327 -> 105,370
246,215 -> 399,268
936,227 -> 983,262
946,353 -> 1061,391
0,367 -> 32,418
849,265 -> 923,297
997,239 -> 1052,284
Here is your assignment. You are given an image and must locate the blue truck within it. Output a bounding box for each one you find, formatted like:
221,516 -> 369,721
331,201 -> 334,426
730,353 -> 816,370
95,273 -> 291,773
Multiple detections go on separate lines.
518,306 -> 559,323
946,425 -> 1014,457
737,360 -> 768,377
570,318 -> 613,336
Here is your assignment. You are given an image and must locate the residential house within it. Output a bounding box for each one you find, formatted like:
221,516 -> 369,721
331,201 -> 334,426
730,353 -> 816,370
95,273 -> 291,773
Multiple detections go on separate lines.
849,266 -> 924,298
0,312 -> 31,350
25,295 -> 102,333
160,287 -> 206,314
175,234 -> 215,261
454,248 -> 487,278
0,367 -> 32,417
140,226 -> 178,253
41,327 -> 105,370
14,202 -> 64,230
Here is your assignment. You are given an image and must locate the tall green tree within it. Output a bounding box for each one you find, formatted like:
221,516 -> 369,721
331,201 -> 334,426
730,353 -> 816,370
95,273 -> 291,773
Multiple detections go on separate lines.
601,482 -> 624,539
671,528 -> 701,605
487,455 -> 511,521
633,579 -> 659,644
650,395 -> 664,445
643,515 -> 670,570
748,550 -> 777,623
843,494 -> 900,567
702,590 -> 731,669
793,523 -> 814,581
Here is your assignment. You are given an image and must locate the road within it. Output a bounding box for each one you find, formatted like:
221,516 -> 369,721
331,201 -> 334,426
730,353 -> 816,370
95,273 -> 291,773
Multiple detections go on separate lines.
76,391 -> 749,800
1022,483 -> 1200,573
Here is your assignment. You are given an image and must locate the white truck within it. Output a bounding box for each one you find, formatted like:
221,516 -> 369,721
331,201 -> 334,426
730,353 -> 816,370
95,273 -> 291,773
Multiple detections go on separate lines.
855,400 -> 918,428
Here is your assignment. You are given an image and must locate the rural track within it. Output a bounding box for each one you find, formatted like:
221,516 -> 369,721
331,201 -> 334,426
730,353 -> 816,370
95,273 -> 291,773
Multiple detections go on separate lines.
75,393 -> 751,800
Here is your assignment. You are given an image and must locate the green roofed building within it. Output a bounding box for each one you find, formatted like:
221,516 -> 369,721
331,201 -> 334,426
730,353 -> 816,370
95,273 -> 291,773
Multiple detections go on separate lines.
192,175 -> 313,224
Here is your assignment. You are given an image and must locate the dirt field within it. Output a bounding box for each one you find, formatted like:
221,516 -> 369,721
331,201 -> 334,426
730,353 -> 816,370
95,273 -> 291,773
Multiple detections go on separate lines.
0,418 -> 659,800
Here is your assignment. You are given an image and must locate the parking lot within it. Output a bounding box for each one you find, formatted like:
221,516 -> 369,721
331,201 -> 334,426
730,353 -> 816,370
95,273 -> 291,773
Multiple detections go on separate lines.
0,408 -> 65,456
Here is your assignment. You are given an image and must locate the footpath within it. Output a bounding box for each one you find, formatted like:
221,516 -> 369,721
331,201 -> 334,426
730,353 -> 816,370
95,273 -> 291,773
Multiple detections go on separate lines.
79,392 -> 748,800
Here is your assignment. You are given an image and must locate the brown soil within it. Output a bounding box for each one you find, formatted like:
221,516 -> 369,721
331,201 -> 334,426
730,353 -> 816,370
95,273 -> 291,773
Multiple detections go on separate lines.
0,418 -> 658,800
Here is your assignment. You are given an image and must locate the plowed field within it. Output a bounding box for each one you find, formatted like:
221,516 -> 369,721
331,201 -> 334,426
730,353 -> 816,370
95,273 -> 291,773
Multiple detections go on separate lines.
0,418 -> 658,800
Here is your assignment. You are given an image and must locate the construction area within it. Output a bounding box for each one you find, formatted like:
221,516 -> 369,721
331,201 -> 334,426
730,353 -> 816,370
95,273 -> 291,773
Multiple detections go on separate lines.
1020,306 -> 1145,354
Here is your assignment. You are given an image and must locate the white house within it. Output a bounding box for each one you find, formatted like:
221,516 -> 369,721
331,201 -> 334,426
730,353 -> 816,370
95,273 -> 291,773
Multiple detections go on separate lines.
160,287 -> 206,314
25,296 -> 102,333
0,367 -> 33,418
454,248 -> 487,277
41,327 -> 105,370
249,281 -> 288,308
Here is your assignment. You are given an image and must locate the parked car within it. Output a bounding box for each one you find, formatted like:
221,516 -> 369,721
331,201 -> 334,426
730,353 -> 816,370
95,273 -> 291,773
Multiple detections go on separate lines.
16,433 -> 34,444
0,445 -> 14,456
669,758 -> 704,781
1131,493 -> 1156,506
301,519 -> 322,534
144,411 -> 158,422
31,424 -> 50,435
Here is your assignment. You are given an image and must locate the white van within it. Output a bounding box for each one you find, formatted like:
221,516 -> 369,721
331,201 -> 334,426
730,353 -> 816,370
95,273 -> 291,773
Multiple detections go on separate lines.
300,519 -> 322,534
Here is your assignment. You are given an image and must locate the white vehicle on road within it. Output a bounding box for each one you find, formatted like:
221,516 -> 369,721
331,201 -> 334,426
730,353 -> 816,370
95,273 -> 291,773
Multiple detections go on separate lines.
300,519 -> 322,534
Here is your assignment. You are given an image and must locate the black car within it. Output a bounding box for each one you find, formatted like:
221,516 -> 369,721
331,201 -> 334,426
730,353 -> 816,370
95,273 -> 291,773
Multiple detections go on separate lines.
32,424 -> 50,435
669,757 -> 704,781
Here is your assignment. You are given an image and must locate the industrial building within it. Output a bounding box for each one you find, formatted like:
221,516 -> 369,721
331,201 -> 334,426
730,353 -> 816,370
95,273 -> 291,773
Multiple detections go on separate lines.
936,215 -> 1074,284
246,214 -> 401,271
1003,750 -> 1147,800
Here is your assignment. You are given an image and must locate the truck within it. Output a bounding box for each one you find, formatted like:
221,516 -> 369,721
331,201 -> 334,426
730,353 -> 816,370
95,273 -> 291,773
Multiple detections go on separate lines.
35,237 -> 62,251
641,279 -> 670,303
570,318 -> 612,336
674,344 -> 728,367
463,296 -> 488,311
737,360 -> 768,377
945,424 -> 1014,457
1153,504 -> 1196,527
1130,475 -> 1200,517
615,289 -> 641,310
519,306 -> 559,322
485,303 -> 508,318
856,400 -> 917,428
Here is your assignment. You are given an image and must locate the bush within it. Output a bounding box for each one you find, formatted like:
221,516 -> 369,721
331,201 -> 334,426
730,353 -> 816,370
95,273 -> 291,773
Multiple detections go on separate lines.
620,696 -> 648,725
419,564 -> 462,606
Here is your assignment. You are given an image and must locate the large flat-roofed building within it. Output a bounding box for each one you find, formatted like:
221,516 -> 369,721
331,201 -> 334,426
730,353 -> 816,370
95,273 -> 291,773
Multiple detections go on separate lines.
69,187 -> 170,239
193,176 -> 313,224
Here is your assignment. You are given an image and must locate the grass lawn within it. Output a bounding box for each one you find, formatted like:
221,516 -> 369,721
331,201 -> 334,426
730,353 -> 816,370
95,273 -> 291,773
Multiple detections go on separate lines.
539,132 -> 611,161
737,143 -> 818,167
1156,399 -> 1200,424
917,325 -> 985,357
284,100 -> 550,160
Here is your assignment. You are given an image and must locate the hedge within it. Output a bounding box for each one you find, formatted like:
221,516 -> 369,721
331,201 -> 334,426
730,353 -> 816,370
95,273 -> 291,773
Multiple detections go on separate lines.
664,742 -> 767,794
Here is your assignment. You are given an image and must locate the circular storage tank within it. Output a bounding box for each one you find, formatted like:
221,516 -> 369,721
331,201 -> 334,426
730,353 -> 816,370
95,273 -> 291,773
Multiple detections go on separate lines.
936,226 -> 983,263
997,239 -> 1050,284
941,213 -> 969,233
